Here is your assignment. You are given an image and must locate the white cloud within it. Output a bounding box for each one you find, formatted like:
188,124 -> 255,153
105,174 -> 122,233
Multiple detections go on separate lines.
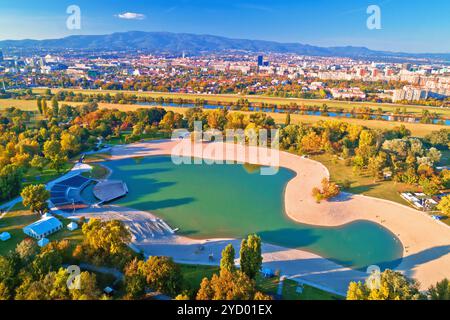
116,12 -> 146,20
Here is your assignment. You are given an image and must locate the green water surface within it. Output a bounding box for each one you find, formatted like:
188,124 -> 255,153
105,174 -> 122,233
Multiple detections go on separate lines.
103,156 -> 403,270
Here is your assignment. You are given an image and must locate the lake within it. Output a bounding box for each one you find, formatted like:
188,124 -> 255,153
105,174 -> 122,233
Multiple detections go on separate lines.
103,155 -> 404,270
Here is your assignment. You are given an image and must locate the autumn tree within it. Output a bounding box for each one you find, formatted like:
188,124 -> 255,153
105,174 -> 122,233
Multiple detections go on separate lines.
437,195 -> 450,216
139,256 -> 182,297
428,279 -> 450,300
312,178 -> 340,203
346,270 -> 422,300
21,184 -> 50,215
43,140 -> 68,173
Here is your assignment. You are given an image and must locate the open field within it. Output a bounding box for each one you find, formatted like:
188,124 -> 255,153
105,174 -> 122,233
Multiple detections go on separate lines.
33,88 -> 450,117
0,98 -> 88,111
1,98 -> 447,137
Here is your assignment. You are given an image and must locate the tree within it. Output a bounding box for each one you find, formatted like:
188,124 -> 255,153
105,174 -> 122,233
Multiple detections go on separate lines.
21,184 -> 50,215
71,271 -> 102,300
15,239 -> 39,263
427,147 -> 442,164
30,155 -> 47,173
124,258 -> 146,299
357,130 -> 377,162
300,131 -> 322,154
81,219 -> 132,267
36,97 -> 43,115
0,164 -> 22,202
60,132 -> 81,157
285,113 -> 291,126
139,256 -> 183,297
420,178 -> 441,197
312,178 -> 340,203
220,244 -> 236,273
437,196 -> 450,216
240,234 -> 262,280
0,282 -> 10,300
43,140 -> 67,173
428,279 -> 450,300
41,98 -> 48,116
196,269 -> 256,300
346,269 -> 422,300
51,97 -> 59,117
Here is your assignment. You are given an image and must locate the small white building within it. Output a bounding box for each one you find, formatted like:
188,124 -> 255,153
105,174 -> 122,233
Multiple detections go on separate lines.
67,222 -> 78,231
37,238 -> 50,247
23,215 -> 63,239
0,232 -> 11,241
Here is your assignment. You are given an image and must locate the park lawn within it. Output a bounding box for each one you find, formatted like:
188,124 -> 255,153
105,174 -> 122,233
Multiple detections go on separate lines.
178,264 -> 342,300
256,276 -> 343,300
179,264 -> 220,294
83,153 -> 112,163
22,163 -> 73,186
47,216 -> 83,244
0,203 -> 38,256
82,163 -> 110,180
0,203 -> 83,257
311,154 -> 418,206
281,279 -> 344,300
35,88 -> 450,117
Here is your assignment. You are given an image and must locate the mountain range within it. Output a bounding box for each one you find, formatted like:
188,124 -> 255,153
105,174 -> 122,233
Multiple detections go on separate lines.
1,31 -> 449,62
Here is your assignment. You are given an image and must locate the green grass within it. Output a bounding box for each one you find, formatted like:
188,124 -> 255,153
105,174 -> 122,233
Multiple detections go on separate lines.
0,203 -> 38,256
82,163 -> 110,180
179,264 -> 220,294
22,163 -> 73,186
178,264 -> 342,300
281,279 -> 344,300
311,154 -> 418,206
256,276 -> 343,300
0,203 -> 83,257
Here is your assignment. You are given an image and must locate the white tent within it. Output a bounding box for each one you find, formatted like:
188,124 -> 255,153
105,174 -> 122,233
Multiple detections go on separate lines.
37,238 -> 50,247
23,215 -> 63,239
67,222 -> 78,231
0,232 -> 11,241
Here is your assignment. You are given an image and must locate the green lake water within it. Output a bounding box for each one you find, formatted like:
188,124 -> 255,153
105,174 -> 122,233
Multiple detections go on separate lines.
103,155 -> 403,270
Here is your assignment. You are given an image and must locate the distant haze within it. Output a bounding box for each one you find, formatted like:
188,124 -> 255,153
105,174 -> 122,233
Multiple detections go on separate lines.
0,31 -> 449,62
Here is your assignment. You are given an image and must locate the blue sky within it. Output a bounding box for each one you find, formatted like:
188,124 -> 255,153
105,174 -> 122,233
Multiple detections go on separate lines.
0,0 -> 449,53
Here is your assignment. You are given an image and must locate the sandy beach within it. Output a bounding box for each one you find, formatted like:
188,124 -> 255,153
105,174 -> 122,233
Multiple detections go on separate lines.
105,139 -> 450,291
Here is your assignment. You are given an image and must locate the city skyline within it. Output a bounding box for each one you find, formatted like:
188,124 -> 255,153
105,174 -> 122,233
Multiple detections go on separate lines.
0,0 -> 449,53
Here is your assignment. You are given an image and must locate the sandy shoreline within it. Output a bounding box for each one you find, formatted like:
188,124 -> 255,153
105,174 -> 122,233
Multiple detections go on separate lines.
107,139 -> 450,291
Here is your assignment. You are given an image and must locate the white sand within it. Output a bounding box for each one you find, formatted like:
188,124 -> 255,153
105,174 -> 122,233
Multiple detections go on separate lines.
107,139 -> 450,292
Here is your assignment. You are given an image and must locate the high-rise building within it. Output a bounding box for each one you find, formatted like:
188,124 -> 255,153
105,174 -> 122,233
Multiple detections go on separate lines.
257,55 -> 264,66
0,50 -> 3,62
